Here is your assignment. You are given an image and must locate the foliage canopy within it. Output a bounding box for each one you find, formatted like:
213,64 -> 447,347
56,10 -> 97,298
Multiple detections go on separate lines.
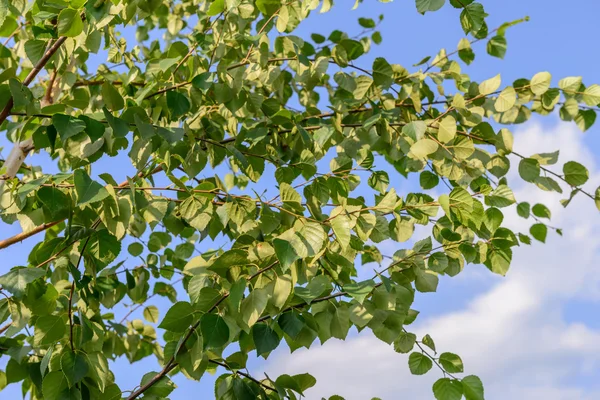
0,0 -> 599,399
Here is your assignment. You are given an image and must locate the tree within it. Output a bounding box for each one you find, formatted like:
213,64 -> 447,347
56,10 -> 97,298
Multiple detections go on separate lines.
0,0 -> 598,399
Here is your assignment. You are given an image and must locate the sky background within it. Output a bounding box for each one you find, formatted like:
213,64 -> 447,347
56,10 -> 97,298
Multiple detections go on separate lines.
2,0 -> 600,399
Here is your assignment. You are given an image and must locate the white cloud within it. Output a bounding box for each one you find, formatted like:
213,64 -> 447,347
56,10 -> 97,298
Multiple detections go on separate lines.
259,120 -> 600,400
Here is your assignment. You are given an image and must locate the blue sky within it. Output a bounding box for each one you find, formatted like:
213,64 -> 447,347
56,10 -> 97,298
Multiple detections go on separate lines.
2,1 -> 600,398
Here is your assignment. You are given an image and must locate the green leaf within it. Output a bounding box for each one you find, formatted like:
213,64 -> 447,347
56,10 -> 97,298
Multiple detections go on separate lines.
518,158 -> 540,182
485,185 -> 516,208
559,76 -> 582,92
478,74 -> 501,95
61,350 -> 89,387
74,169 -> 110,206
532,203 -> 551,219
437,116 -> 457,143
416,0 -> 445,13
140,372 -> 176,397
563,161 -> 589,186
486,247 -> 512,275
201,313 -> 229,349
52,114 -> 86,142
24,39 -> 46,64
240,288 -> 268,328
433,378 -> 463,400
487,35 -> 507,59
57,8 -> 83,37
343,280 -> 375,304
530,71 -> 551,95
410,138 -> 439,159
530,223 -> 547,243
372,57 -> 394,88
256,0 -> 281,15
460,3 -> 486,34
85,352 -> 110,392
295,275 -> 330,304
167,91 -> 191,119
42,371 -> 68,400
252,323 -> 280,356
358,17 -> 376,28
330,207 -> 351,249
158,301 -> 194,332
582,84 -> 600,106
207,0 -> 225,16
462,375 -> 484,400
278,311 -> 305,339
143,305 -> 160,323
516,202 -> 530,218
420,171 -> 439,189
128,242 -> 144,256
8,78 -> 32,107
439,352 -> 464,373
0,267 -> 45,297
34,315 -> 65,345
415,269 -> 439,292
575,109 -> 597,132
394,332 -> 417,354
272,275 -> 292,309
495,86 -> 516,112
103,107 -> 130,137
102,82 -> 125,111
36,186 -> 70,221
0,0 -> 7,29
531,150 -> 559,165
88,229 -> 121,268
408,352 -> 433,375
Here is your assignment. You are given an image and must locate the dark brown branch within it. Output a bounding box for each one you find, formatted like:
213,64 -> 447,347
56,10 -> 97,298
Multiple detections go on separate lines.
0,322 -> 11,335
0,221 -> 62,250
0,37 -> 67,126
73,80 -> 146,87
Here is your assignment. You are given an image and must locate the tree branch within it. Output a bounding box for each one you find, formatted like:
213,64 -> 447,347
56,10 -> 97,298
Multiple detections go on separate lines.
209,359 -> 277,392
126,294 -> 230,400
0,165 -> 164,251
0,37 -> 67,126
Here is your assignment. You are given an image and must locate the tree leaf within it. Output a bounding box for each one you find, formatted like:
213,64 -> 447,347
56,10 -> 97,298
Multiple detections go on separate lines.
439,352 -> 464,373
0,267 -> 45,297
433,378 -> 463,400
343,280 -> 375,304
61,350 -> 89,387
415,0 -> 445,13
530,71 -> 551,95
240,288 -> 268,329
200,313 -> 229,349
74,170 -> 110,206
143,305 -> 160,323
252,323 -> 280,356
462,375 -> 485,400
102,82 -> 125,111
57,8 -> 83,37
563,161 -> 589,186
158,301 -> 194,332
34,315 -> 65,345
495,86 -> 516,112
42,371 -> 68,400
479,74 -> 501,95
408,352 -> 433,375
